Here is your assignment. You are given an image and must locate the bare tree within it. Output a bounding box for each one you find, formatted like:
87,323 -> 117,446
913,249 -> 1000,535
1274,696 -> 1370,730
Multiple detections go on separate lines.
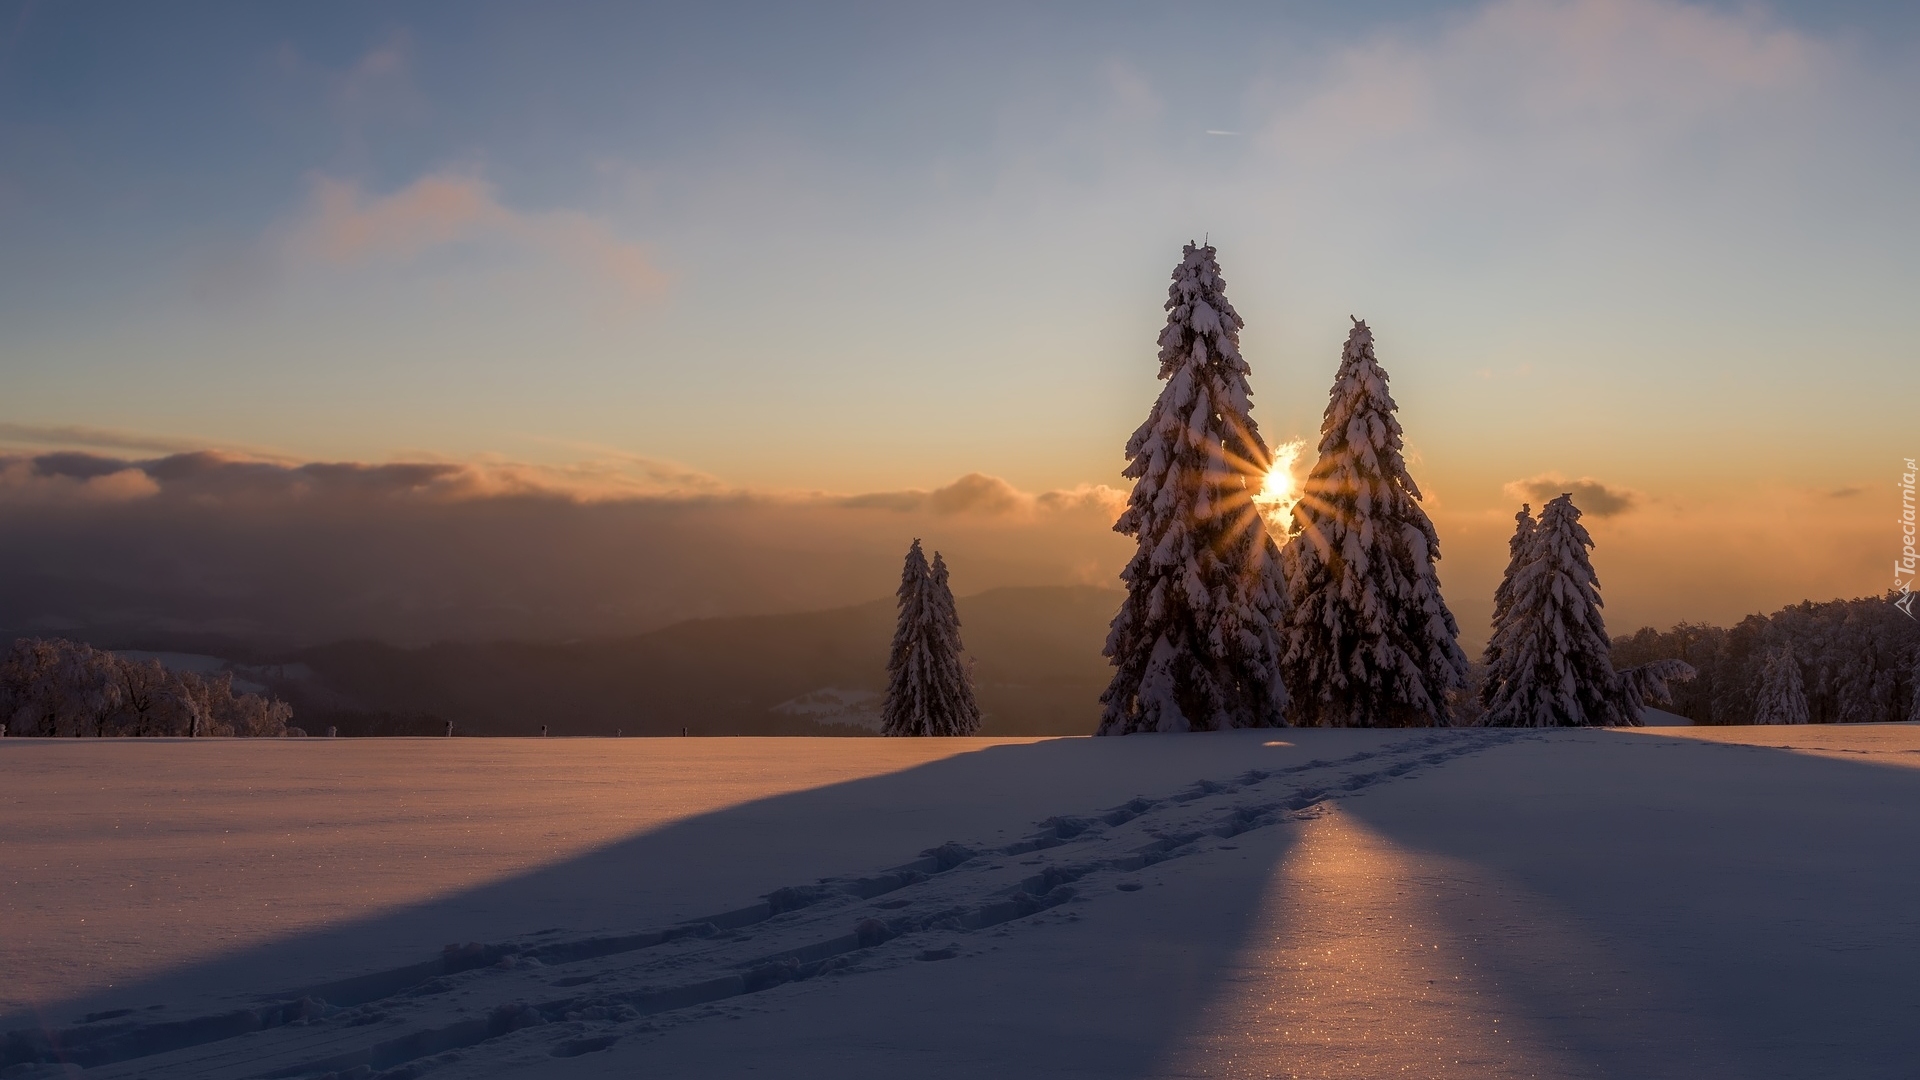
118,658 -> 169,736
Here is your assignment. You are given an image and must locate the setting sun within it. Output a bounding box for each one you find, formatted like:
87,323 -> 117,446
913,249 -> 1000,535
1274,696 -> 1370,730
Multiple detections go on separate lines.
1255,439 -> 1306,533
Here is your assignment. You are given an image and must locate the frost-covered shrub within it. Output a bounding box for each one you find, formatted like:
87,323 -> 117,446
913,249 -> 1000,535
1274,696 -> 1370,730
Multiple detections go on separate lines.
0,638 -> 294,736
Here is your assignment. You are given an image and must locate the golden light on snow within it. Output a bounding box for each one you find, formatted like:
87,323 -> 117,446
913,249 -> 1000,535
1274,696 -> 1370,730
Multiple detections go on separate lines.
1254,438 -> 1307,536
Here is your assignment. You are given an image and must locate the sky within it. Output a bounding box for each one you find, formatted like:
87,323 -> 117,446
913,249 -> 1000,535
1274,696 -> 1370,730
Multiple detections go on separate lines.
1,0 -> 1917,646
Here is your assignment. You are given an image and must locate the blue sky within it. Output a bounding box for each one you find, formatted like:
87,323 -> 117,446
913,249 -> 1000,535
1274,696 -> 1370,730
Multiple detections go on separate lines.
2,0 -> 1917,631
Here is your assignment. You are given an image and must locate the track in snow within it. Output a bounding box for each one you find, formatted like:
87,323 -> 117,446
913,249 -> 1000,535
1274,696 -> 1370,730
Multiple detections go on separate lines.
3,730 -> 1523,1079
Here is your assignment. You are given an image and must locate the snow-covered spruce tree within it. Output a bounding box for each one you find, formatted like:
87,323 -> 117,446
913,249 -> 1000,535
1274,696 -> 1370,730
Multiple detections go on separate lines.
1098,242 -> 1288,734
882,540 -> 935,736
1479,504 -> 1536,711
1280,319 -> 1467,727
882,541 -> 982,736
1751,645 -> 1809,725
1481,494 -> 1634,727
924,552 -> 983,735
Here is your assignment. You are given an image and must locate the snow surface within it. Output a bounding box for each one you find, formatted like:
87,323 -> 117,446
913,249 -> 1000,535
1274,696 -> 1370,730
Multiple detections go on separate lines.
4,726 -> 1919,1077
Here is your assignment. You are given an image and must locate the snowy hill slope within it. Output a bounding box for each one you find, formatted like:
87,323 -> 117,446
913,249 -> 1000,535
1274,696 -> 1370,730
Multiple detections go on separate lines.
5,725 -> 1919,1077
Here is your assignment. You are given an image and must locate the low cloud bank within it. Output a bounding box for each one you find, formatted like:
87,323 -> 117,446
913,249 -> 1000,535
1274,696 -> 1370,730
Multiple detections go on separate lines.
838,472 -> 1123,517
0,451 -> 1131,646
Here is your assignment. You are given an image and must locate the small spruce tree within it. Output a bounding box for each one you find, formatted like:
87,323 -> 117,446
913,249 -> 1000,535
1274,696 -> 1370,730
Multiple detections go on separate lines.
1098,242 -> 1288,734
1480,504 -> 1536,710
924,552 -> 983,735
1481,493 -> 1633,727
882,540 -> 982,736
1280,318 -> 1467,726
882,540 -> 935,736
1751,645 -> 1809,725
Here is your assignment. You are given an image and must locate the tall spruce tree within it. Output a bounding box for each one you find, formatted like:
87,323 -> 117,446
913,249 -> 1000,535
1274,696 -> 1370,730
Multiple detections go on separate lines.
1751,645 -> 1809,725
1098,242 -> 1288,734
882,540 -> 982,736
1280,318 -> 1467,726
1481,494 -> 1634,727
1479,504 -> 1536,709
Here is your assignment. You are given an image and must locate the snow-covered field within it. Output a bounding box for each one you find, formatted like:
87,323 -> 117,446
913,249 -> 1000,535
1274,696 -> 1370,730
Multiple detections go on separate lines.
4,726 -> 1918,1078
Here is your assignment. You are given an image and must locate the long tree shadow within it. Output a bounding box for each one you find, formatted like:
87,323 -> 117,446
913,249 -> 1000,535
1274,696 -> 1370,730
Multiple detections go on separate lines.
3,731 -> 1371,1078
16,729 -> 1903,1079
1331,728 -> 1920,1080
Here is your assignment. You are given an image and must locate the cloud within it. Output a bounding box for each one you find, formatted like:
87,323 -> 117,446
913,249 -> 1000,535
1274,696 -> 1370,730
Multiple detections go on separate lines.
285,172 -> 667,299
0,455 -> 161,503
330,31 -> 418,121
45,450 -> 733,507
0,451 -> 1132,645
837,473 -> 1124,519
1502,472 -> 1640,517
0,422 -> 287,458
1104,59 -> 1164,122
1258,0 -> 1825,179
272,30 -> 428,134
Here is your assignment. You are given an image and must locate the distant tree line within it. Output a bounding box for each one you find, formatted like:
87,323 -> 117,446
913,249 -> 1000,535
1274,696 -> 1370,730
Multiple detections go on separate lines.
0,638 -> 297,737
1609,596 -> 1920,725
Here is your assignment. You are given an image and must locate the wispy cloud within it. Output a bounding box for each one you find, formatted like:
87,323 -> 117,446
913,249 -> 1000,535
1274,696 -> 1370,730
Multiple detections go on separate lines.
1257,0 -> 1826,178
1104,59 -> 1164,122
330,30 -> 416,120
285,172 -> 667,299
0,422 -> 288,459
273,29 -> 428,135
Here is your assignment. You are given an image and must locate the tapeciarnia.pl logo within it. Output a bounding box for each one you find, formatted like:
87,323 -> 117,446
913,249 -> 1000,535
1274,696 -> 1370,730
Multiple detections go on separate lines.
1898,457 -> 1917,618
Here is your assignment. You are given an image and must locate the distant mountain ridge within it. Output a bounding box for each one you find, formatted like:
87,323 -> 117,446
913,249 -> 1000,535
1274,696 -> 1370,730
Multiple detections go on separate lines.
269,586 -> 1124,737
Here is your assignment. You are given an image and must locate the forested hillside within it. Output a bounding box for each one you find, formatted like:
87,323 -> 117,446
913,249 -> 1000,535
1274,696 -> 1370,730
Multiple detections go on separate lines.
274,586 -> 1120,737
